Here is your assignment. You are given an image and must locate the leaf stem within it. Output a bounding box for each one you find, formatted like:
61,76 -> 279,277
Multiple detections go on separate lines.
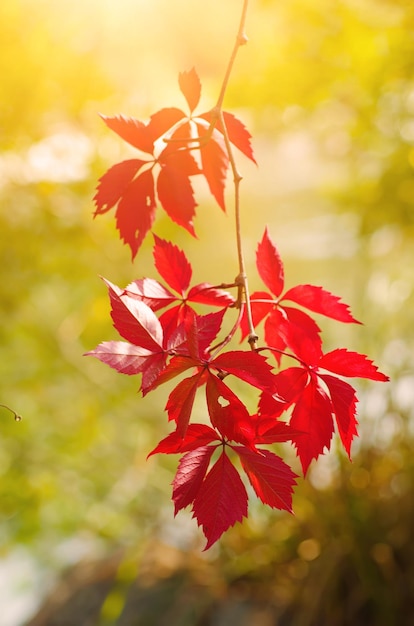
208,303 -> 246,358
256,346 -> 307,368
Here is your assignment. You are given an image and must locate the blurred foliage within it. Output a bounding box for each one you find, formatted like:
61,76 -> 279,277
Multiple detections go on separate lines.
0,0 -> 413,623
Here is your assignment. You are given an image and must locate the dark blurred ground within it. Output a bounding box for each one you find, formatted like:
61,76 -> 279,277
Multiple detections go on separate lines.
25,442 -> 414,625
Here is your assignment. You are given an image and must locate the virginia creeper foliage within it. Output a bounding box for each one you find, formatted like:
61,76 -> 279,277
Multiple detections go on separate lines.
93,68 -> 255,259
88,26 -> 388,549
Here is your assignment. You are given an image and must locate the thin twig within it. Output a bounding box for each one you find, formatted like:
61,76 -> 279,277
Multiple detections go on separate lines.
214,0 -> 257,349
208,303 -> 246,358
0,404 -> 22,421
215,0 -> 249,111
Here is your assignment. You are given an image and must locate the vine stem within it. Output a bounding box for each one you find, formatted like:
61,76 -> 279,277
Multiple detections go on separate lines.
215,0 -> 258,350
215,0 -> 249,111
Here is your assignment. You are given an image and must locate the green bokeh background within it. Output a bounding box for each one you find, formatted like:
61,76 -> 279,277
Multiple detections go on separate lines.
1,0 -> 413,624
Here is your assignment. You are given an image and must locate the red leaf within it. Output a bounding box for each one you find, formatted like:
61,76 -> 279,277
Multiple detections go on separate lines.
173,446 -> 217,515
278,306 -> 322,365
144,355 -> 199,393
157,152 -> 200,236
197,125 -> 228,210
148,424 -> 219,457
235,447 -> 297,512
212,351 -> 275,391
159,305 -> 190,341
257,391 -> 288,419
192,451 -> 248,550
290,380 -> 334,475
100,114 -> 154,154
86,341 -> 153,375
115,168 -> 157,259
104,278 -> 163,350
86,340 -> 166,395
222,111 -> 256,163
93,159 -> 146,215
206,376 -> 255,445
256,228 -> 285,296
185,310 -> 226,360
141,353 -> 169,394
148,107 -> 186,141
158,120 -> 194,159
262,309 -> 291,366
318,349 -> 389,381
282,284 -> 361,324
200,110 -> 256,164
254,418 -> 304,445
163,310 -> 194,351
178,68 -> 201,113
158,141 -> 201,174
319,374 -> 358,457
166,372 -> 204,437
124,278 -> 176,311
187,283 -> 235,307
284,306 -> 321,336
271,367 -> 309,405
153,235 -> 192,295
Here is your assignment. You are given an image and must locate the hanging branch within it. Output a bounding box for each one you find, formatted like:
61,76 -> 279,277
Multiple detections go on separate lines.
88,0 -> 389,550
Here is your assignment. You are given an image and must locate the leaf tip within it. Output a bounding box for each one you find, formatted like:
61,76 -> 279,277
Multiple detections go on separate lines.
178,67 -> 201,113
